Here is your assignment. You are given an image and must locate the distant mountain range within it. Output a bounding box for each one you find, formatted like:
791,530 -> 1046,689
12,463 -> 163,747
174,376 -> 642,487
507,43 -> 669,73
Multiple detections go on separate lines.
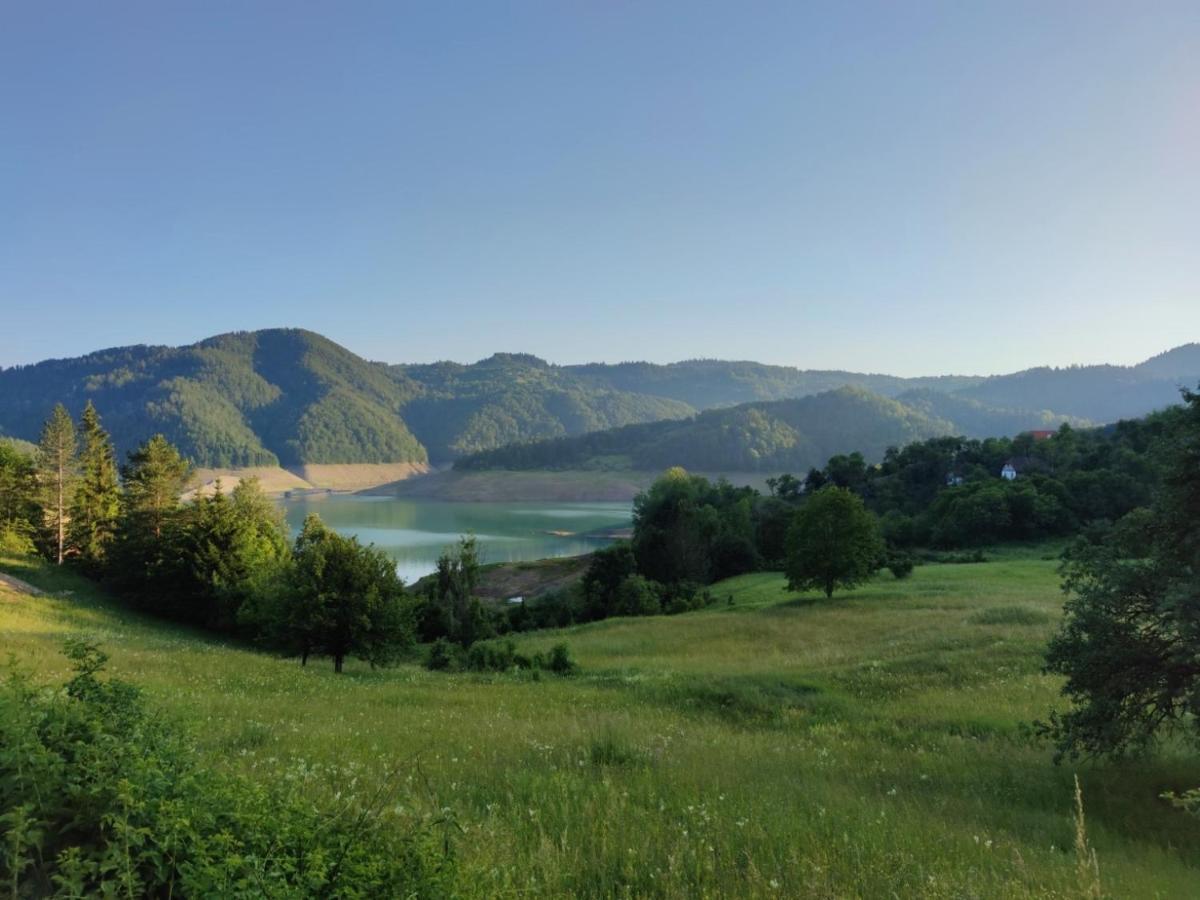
0,329 -> 1196,470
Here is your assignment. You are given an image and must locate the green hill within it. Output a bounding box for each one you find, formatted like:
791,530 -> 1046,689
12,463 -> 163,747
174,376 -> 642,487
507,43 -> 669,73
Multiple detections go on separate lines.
456,385 -> 965,472
0,329 -> 426,467
564,358 -> 985,408
2,332 -> 1196,469
954,350 -> 1200,423
395,353 -> 695,461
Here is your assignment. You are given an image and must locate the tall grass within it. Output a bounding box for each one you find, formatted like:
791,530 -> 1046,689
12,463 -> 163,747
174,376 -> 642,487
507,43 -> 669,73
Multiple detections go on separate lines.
2,552 -> 1198,897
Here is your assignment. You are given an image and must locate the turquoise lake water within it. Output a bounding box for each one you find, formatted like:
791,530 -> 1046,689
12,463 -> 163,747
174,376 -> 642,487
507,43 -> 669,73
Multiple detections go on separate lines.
280,495 -> 633,584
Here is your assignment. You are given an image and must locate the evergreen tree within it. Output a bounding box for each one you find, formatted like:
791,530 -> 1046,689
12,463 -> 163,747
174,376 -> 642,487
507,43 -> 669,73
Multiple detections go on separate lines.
35,404 -> 78,565
121,435 -> 191,541
184,478 -> 289,628
784,486 -> 884,598
68,401 -> 121,573
111,435 -> 191,604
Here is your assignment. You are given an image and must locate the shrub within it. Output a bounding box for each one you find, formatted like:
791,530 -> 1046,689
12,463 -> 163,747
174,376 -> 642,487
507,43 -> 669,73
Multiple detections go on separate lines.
426,636 -> 462,671
466,639 -> 529,672
545,642 -> 577,675
886,551 -> 915,580
0,523 -> 35,556
614,574 -> 662,616
0,640 -> 455,897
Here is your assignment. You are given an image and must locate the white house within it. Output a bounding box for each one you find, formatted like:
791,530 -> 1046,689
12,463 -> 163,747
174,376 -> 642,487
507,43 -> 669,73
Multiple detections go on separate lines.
1000,462 -> 1017,481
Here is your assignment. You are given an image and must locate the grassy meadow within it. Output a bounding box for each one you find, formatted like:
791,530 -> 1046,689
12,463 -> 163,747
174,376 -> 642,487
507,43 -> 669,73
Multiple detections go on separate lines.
2,552 -> 1199,898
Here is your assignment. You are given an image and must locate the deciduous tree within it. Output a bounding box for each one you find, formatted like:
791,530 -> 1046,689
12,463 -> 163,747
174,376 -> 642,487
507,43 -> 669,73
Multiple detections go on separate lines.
784,486 -> 883,598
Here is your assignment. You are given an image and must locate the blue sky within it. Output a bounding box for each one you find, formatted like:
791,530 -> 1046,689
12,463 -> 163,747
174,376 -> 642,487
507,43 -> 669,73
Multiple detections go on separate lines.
2,2 -> 1197,374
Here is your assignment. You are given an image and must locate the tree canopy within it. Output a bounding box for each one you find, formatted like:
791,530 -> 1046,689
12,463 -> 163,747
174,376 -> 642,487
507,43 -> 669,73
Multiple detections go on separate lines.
784,486 -> 884,598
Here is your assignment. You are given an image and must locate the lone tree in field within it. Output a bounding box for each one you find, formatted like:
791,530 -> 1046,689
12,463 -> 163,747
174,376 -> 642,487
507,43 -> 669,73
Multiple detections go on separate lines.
36,404 -> 78,564
279,514 -> 413,672
68,401 -> 121,573
1041,387 -> 1200,759
784,486 -> 883,598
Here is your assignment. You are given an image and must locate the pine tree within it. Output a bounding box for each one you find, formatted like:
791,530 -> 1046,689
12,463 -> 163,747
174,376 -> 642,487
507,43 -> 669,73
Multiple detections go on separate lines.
121,434 -> 191,541
110,434 -> 192,606
68,401 -> 121,573
36,404 -> 78,565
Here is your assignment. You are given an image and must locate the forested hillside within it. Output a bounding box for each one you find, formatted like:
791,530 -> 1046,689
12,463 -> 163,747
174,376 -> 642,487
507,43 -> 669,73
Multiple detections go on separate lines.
953,344 -> 1200,422
456,386 -> 961,472
0,330 -> 426,467
2,331 -> 1196,469
394,353 -> 694,460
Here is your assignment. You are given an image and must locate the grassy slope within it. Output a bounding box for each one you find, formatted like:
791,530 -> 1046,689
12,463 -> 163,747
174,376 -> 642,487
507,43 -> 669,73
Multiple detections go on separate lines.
2,555 -> 1198,898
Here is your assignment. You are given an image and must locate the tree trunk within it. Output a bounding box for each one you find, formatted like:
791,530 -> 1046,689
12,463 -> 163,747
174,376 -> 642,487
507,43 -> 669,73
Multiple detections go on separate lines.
825,578 -> 834,599
301,649 -> 308,667
57,458 -> 64,565
334,653 -> 343,674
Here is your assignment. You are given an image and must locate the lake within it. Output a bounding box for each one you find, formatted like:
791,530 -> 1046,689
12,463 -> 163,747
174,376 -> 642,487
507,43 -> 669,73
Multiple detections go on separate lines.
280,495 -> 633,584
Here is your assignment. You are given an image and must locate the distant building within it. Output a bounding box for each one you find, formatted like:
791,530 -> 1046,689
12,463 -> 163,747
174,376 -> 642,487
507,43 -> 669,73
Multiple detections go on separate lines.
946,471 -> 965,486
1027,430 -> 1056,441
1000,462 -> 1017,480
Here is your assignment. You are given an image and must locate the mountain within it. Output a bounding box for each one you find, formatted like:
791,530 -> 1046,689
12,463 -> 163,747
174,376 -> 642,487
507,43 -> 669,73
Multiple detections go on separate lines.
954,361 -> 1197,424
0,332 -> 694,468
562,359 -> 984,408
2,331 -> 1196,471
1133,343 -> 1200,380
0,330 -> 425,467
894,389 -> 1093,436
393,353 -> 694,461
455,386 -> 963,473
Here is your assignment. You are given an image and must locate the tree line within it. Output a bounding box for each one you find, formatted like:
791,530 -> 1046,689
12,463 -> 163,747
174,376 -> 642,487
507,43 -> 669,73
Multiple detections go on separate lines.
493,404 -> 1187,630
0,403 -> 414,672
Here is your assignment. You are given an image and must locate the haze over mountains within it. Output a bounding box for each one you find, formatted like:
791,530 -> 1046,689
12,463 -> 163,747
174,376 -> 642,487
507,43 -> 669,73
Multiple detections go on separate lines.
0,329 -> 1197,476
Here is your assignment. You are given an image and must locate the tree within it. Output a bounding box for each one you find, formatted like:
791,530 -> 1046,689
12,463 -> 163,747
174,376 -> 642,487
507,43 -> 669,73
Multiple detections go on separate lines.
183,478 -> 289,629
68,401 -> 121,573
121,435 -> 191,541
35,404 -> 77,565
419,535 -> 490,646
0,441 -> 37,555
581,542 -> 637,620
784,486 -> 884,598
1041,387 -> 1200,759
110,435 -> 191,604
275,515 -> 413,672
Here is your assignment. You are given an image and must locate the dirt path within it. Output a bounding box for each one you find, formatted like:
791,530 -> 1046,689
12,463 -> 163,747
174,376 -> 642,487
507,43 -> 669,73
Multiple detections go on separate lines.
0,571 -> 44,596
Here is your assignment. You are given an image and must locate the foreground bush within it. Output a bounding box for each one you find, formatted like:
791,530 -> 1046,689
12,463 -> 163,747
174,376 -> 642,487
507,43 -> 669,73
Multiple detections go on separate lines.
0,640 -> 454,898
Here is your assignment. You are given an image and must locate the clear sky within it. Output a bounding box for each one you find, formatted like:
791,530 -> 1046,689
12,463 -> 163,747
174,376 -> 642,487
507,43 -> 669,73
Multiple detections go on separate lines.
2,2 -> 1197,374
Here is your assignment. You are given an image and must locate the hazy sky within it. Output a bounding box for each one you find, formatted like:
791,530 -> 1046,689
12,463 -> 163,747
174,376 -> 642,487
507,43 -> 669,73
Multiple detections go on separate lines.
2,2 -> 1198,374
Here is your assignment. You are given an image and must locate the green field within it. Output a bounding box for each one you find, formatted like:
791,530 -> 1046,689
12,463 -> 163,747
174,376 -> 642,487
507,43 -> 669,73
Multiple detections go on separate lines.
2,553 -> 1198,898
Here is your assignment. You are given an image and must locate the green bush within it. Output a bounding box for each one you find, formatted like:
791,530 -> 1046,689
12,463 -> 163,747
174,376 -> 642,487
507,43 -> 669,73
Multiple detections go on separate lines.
886,551 -> 916,580
426,636 -> 463,671
0,640 -> 455,898
545,643 -> 577,675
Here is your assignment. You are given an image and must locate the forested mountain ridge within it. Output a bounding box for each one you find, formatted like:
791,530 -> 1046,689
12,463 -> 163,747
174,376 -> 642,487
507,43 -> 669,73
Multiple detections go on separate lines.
456,386 -> 962,473
393,353 -> 695,461
452,374 -> 1189,474
1,330 -> 1196,469
0,330 -> 426,467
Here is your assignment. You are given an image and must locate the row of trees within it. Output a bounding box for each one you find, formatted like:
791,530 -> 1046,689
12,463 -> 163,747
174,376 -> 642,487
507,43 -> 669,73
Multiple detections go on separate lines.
511,410 -> 1187,627
0,404 -> 415,672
